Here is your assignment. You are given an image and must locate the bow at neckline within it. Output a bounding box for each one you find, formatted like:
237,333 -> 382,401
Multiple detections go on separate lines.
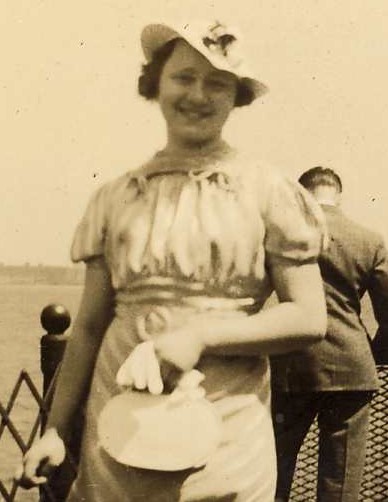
127,144 -> 240,193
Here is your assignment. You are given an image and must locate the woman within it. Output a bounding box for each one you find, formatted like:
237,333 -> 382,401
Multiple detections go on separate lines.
19,21 -> 327,501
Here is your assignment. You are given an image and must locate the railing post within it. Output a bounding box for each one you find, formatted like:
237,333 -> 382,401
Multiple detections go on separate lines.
40,304 -> 71,402
39,304 -> 75,502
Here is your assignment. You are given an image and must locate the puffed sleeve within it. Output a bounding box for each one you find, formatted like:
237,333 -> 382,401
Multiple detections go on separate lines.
70,184 -> 110,262
263,174 -> 327,265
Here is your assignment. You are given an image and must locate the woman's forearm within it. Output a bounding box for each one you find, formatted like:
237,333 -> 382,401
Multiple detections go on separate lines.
154,263 -> 327,370
201,299 -> 326,357
199,263 -> 327,356
45,324 -> 105,438
46,257 -> 114,439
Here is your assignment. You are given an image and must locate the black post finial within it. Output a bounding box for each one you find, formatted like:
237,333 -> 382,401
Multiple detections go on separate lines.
40,304 -> 71,335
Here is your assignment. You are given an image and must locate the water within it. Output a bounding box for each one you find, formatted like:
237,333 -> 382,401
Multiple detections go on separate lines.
0,285 -> 82,501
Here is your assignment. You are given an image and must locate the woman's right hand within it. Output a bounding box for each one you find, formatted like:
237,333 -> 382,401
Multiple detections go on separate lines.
15,428 -> 66,489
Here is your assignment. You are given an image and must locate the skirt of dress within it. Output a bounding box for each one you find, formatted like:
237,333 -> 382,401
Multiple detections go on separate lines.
66,300 -> 277,502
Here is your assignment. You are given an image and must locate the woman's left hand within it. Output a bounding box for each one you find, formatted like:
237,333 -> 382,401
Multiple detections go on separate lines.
154,326 -> 205,374
116,341 -> 164,395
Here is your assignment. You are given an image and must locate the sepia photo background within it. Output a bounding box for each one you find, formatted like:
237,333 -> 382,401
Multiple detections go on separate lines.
2,0 -> 388,266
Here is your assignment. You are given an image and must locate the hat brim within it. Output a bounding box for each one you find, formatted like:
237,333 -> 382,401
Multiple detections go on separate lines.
98,391 -> 221,471
141,23 -> 268,99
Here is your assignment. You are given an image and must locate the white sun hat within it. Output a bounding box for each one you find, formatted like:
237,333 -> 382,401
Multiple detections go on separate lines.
98,370 -> 222,471
141,20 -> 268,99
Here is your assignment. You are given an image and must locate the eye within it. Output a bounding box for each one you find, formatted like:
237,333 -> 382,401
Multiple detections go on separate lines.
207,79 -> 229,91
172,73 -> 195,85
206,77 -> 236,93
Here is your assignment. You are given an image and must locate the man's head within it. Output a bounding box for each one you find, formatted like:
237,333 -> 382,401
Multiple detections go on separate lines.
298,166 -> 342,206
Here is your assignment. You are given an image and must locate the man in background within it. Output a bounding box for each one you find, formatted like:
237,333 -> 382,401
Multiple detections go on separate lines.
271,166 -> 388,502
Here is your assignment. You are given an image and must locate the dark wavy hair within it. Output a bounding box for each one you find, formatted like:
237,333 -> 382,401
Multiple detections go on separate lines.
299,166 -> 343,193
138,39 -> 255,107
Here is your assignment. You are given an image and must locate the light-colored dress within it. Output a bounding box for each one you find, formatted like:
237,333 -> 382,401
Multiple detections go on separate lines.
66,145 -> 325,501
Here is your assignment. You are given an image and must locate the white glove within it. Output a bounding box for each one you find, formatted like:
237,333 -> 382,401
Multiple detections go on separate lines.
116,341 -> 164,395
169,369 -> 206,403
15,428 -> 66,488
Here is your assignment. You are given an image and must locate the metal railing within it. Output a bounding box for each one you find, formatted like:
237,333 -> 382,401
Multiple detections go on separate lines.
290,365 -> 388,501
0,305 -> 77,502
0,369 -> 78,502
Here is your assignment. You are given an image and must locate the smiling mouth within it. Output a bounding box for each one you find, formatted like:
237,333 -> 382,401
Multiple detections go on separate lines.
177,107 -> 213,120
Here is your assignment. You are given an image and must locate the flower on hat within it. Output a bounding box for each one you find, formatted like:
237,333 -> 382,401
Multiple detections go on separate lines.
200,21 -> 243,70
202,22 -> 236,55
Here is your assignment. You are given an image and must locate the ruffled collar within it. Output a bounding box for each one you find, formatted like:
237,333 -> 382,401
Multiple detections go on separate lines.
126,142 -> 241,192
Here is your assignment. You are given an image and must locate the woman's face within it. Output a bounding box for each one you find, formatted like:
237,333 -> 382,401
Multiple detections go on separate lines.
157,40 -> 238,147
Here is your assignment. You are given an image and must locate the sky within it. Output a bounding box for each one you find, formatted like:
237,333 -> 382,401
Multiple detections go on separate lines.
2,0 -> 388,265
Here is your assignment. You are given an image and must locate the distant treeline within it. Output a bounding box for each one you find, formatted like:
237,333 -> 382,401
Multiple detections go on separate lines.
0,264 -> 85,285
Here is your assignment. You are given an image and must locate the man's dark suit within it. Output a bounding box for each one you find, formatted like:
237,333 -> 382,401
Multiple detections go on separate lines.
271,204 -> 388,502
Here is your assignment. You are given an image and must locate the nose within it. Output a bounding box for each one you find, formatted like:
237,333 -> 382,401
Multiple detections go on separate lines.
187,79 -> 208,103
